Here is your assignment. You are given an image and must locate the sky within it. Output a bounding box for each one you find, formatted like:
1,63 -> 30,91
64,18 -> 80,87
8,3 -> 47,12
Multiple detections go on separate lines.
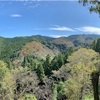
0,0 -> 100,38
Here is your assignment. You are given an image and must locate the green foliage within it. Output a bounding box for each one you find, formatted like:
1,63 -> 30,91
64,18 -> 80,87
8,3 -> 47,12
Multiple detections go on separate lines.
43,54 -> 52,75
0,60 -> 10,81
0,34 -> 99,65
0,35 -> 100,100
6,60 -> 13,70
0,35 -> 54,64
91,38 -> 100,53
52,83 -> 57,100
37,64 -> 45,82
79,0 -> 100,15
21,94 -> 37,100
95,38 -> 100,53
43,48 -> 73,76
21,55 -> 41,71
52,82 -> 67,100
0,60 -> 16,100
64,48 -> 98,100
51,54 -> 65,71
83,95 -> 94,100
57,81 -> 67,100
91,40 -> 96,50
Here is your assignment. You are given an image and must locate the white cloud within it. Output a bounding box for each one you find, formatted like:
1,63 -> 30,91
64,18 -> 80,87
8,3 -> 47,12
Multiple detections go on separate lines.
49,25 -> 74,31
10,14 -> 22,17
49,35 -> 68,38
76,26 -> 100,34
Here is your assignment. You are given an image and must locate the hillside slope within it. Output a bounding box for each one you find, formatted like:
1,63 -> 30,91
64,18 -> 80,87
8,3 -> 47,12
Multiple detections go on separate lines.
0,34 -> 100,63
67,34 -> 100,46
19,41 -> 59,59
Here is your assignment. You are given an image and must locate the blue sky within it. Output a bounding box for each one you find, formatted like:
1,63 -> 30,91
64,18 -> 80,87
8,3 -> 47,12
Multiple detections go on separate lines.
0,1 -> 100,38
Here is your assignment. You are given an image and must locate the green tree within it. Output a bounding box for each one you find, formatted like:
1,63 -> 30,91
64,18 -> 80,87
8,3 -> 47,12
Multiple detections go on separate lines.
51,56 -> 58,70
57,81 -> 67,100
0,60 -> 15,100
95,38 -> 100,53
7,60 -> 13,70
37,64 -> 45,82
79,0 -> 100,15
91,40 -> 97,50
43,54 -> 51,75
51,54 -> 64,71
22,56 -> 29,67
52,83 -> 57,100
57,54 -> 64,69
91,39 -> 100,100
65,48 -> 98,100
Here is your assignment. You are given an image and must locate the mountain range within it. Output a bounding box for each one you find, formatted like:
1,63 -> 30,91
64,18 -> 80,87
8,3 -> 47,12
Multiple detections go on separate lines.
0,34 -> 100,65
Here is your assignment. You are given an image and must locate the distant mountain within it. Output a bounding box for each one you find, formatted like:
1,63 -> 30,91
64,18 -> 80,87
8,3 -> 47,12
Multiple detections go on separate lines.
51,37 -> 74,52
67,34 -> 100,46
52,37 -> 74,47
0,34 -> 100,64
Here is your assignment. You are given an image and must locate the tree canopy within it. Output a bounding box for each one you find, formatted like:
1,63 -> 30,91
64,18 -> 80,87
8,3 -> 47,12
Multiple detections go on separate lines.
79,0 -> 100,15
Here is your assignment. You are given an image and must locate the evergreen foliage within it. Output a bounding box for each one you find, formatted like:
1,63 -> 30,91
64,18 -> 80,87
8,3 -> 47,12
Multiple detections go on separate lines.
37,64 -> 45,82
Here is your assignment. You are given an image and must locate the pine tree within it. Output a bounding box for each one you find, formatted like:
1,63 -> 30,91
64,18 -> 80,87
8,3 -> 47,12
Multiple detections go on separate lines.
95,38 -> 100,53
43,54 -> 51,75
37,64 -> 45,82
91,40 -> 96,50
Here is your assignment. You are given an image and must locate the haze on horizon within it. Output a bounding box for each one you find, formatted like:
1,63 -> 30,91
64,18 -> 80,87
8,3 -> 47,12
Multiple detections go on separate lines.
0,1 -> 100,38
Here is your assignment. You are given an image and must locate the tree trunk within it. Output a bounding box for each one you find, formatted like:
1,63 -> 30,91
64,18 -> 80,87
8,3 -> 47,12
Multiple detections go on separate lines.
91,72 -> 99,100
79,87 -> 84,100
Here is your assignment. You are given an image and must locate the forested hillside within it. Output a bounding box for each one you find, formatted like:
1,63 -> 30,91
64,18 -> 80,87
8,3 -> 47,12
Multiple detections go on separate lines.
0,34 -> 100,100
0,34 -> 100,63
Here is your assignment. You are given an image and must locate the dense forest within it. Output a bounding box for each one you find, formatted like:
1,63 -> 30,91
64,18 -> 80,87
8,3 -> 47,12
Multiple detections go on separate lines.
0,34 -> 100,100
